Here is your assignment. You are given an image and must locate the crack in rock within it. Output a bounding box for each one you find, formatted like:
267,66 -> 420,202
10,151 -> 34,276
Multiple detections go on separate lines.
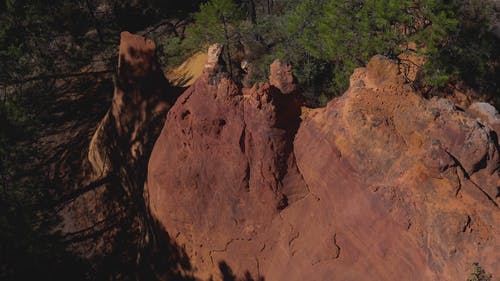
444,149 -> 499,208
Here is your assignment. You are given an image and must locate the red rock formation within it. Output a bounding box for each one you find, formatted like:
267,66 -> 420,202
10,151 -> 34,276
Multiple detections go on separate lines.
147,52 -> 499,280
88,31 -> 172,181
147,48 -> 304,279
293,56 -> 499,280
269,59 -> 299,95
62,31 -> 173,268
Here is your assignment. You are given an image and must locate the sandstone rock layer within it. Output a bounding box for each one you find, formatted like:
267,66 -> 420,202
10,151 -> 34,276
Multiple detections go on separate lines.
147,54 -> 499,280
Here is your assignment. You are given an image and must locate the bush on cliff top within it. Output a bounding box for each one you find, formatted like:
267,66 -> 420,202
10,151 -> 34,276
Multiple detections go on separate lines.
468,262 -> 493,281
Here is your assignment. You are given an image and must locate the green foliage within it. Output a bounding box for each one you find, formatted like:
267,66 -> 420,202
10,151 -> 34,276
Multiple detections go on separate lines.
158,36 -> 188,69
179,0 -> 499,105
279,0 -> 454,95
246,0 -> 416,102
253,0 -> 498,104
467,262 -> 493,281
421,0 -> 500,94
2,0 -> 498,104
185,0 -> 245,76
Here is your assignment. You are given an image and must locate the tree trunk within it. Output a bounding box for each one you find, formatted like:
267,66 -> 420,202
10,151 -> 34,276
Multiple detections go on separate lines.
221,16 -> 233,78
85,0 -> 104,43
249,0 -> 257,24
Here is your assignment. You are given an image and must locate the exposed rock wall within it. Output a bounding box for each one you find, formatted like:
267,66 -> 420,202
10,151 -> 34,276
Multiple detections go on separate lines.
147,51 -> 499,280
147,46 -> 304,279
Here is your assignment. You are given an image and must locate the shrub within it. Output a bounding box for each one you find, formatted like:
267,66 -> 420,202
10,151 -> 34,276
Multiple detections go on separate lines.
467,262 -> 493,281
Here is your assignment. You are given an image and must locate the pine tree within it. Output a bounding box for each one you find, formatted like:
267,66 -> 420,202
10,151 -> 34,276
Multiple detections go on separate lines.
185,0 -> 244,77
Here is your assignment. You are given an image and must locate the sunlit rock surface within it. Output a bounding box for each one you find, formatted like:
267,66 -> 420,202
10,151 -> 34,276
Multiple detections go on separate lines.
147,52 -> 499,280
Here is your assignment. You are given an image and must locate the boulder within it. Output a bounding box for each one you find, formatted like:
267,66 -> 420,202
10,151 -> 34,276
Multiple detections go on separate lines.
469,102 -> 500,128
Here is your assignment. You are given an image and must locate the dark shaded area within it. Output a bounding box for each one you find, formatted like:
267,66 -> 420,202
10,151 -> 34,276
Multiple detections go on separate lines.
0,32 -> 194,280
0,0 -> 204,90
0,73 -> 113,281
138,219 -> 199,281
219,261 -> 265,281
60,43 -> 177,280
113,1 -> 204,32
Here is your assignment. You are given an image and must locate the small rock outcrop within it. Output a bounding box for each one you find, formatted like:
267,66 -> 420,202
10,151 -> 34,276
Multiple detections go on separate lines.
269,59 -> 299,95
468,101 -> 500,132
147,51 -> 499,280
88,31 -> 172,182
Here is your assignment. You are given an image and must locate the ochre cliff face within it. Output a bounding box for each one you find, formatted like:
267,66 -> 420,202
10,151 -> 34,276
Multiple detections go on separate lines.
147,49 -> 305,280
293,56 -> 500,280
146,51 -> 499,280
